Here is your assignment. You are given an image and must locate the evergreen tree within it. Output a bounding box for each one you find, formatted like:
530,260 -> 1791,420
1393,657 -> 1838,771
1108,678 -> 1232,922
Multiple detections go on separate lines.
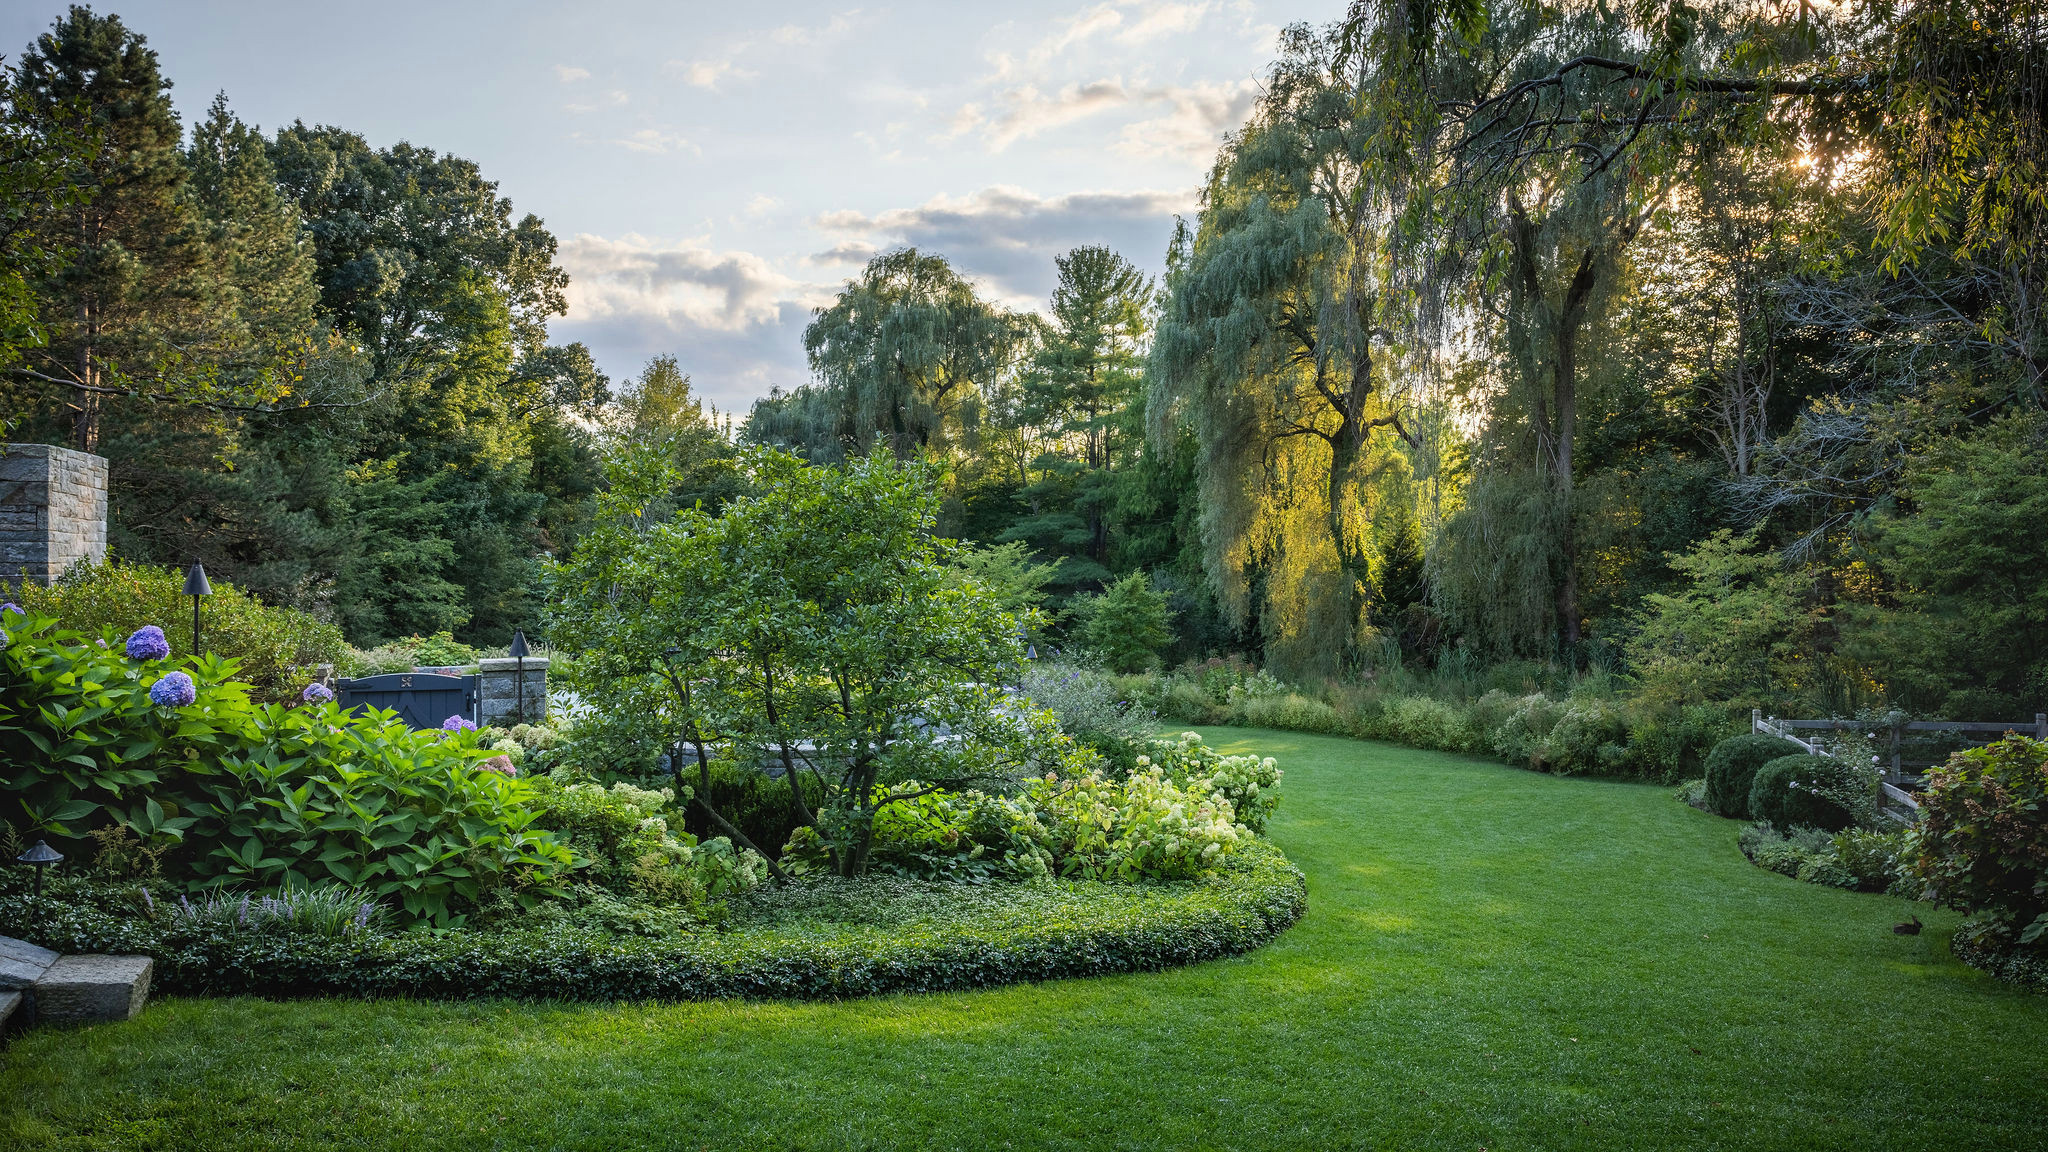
11,5 -> 217,451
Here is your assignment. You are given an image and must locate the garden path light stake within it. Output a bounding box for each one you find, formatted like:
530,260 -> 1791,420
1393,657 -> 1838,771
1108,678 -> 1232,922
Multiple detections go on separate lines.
183,563 -> 213,655
18,840 -> 62,897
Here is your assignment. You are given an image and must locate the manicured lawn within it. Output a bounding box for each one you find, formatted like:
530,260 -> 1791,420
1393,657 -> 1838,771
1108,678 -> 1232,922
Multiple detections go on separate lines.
5,729 -> 2045,1151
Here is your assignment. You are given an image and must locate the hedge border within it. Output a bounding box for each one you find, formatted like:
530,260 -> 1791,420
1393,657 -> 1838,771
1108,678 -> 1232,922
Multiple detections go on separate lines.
0,841 -> 1306,1002
1952,932 -> 2048,992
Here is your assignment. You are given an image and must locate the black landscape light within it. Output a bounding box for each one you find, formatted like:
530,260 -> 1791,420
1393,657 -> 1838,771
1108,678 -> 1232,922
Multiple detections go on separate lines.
183,562 -> 213,655
509,630 -> 531,722
17,840 -> 62,897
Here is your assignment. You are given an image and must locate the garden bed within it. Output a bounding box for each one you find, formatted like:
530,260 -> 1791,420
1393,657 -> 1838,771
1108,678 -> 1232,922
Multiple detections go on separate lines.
0,841 -> 1305,1002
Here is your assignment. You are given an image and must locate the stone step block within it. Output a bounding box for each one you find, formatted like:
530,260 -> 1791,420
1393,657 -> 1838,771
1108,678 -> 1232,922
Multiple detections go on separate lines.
0,935 -> 59,990
0,990 -> 20,1033
32,954 -> 152,1025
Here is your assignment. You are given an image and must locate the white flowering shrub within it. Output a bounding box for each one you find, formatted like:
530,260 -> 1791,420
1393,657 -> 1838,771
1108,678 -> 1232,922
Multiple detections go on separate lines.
1144,731 -> 1285,833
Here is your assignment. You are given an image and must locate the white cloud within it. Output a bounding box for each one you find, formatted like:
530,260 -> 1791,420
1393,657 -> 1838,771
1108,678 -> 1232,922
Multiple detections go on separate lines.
566,89 -> 630,113
816,185 -> 1194,305
979,78 -> 1135,151
562,234 -> 823,332
807,240 -> 879,266
769,12 -> 859,46
1115,77 -> 1259,159
1115,2 -> 1212,43
611,127 -> 697,155
553,64 -> 591,83
677,56 -> 753,90
943,74 -> 1256,156
666,12 -> 862,93
556,234 -> 832,409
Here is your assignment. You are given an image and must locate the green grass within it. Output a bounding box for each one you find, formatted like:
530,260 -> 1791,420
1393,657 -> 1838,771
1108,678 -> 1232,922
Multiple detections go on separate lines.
5,728 -> 2046,1151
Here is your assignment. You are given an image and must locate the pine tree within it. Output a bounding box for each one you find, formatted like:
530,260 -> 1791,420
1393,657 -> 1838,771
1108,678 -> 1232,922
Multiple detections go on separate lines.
13,5 -> 213,451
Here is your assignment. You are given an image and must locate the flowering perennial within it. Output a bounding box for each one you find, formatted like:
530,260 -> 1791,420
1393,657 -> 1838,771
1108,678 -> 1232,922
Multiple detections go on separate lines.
125,624 -> 171,662
148,670 -> 197,708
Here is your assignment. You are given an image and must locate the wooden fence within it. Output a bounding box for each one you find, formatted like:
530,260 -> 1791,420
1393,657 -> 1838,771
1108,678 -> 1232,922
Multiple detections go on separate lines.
1751,710 -> 2048,824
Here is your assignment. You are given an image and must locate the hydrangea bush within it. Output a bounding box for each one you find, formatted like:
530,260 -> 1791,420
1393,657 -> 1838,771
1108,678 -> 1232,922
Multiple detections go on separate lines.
0,610 -> 574,926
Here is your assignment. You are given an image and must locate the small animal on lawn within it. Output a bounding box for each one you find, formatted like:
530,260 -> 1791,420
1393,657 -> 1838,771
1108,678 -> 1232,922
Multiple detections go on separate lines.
1893,916 -> 1923,936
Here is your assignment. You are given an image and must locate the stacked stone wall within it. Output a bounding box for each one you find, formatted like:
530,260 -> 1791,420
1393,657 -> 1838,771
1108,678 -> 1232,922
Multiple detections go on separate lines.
0,443 -> 108,588
478,657 -> 549,726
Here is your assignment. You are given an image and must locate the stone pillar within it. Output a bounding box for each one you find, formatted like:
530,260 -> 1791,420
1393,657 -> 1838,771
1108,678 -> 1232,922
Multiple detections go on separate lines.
478,657 -> 548,726
0,443 -> 108,588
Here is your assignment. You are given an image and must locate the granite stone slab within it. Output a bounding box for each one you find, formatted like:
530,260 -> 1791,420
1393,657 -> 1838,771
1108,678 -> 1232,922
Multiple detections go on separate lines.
31,954 -> 152,1024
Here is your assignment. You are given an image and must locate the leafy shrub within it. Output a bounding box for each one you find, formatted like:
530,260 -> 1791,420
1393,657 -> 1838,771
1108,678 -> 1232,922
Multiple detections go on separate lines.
1022,662 -> 1156,773
15,559 -> 347,701
1704,734 -> 1806,818
1154,681 -> 1222,724
1490,694 -> 1567,769
1906,735 -> 2048,953
411,631 -> 480,668
1833,828 -> 1908,893
1075,571 -> 1174,673
1146,731 -> 1285,833
1234,692 -> 1344,735
1675,778 -> 1709,810
866,787 -> 1052,883
680,759 -> 825,859
1739,822 -> 1840,879
525,776 -> 762,905
0,840 -> 1308,1002
1543,698 -> 1628,775
0,612 -> 572,925
1616,704 -> 1739,784
1375,694 -> 1481,753
1029,766 -> 1248,881
1750,753 -> 1869,833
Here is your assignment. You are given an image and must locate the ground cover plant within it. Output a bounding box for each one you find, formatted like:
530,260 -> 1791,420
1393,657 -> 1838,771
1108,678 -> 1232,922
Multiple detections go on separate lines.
4,728 -> 2045,1152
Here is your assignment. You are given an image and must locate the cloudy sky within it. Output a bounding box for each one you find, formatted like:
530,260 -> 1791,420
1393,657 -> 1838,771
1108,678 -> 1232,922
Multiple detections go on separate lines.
2,1 -> 1342,412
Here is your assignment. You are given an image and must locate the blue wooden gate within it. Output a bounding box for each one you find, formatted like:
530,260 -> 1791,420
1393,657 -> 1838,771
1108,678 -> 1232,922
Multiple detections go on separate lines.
335,673 -> 478,731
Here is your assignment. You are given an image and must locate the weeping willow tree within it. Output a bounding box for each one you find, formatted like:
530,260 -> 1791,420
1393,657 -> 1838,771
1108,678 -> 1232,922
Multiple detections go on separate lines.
1148,23 -> 1435,677
797,248 -> 1033,460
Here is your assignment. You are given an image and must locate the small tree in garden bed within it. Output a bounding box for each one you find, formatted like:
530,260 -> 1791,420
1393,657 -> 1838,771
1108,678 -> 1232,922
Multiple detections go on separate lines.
552,447 -> 1076,878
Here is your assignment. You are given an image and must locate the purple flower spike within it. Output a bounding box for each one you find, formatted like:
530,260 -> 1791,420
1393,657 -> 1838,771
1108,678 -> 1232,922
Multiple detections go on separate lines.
442,715 -> 476,732
125,625 -> 171,661
301,682 -> 335,704
149,671 -> 197,708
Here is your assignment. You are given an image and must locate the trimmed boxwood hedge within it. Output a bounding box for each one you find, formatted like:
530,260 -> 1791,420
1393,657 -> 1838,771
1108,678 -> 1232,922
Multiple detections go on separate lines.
1704,734 -> 1806,818
0,842 -> 1306,1002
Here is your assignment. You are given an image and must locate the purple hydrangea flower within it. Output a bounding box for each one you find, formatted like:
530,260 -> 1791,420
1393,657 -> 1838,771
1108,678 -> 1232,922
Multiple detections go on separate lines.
0,602 -> 19,617
149,671 -> 197,708
125,625 -> 171,662
442,714 -> 476,732
301,682 -> 335,704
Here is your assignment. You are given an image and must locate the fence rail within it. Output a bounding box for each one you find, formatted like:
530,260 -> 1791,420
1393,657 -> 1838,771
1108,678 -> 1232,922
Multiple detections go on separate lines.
1752,710 -> 2048,825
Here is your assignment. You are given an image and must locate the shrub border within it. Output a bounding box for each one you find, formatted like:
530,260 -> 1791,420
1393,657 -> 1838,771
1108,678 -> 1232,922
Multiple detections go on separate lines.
1952,932 -> 2048,992
0,842 -> 1306,1002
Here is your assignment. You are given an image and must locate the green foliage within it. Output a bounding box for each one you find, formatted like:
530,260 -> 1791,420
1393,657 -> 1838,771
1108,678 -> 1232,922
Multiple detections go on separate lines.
1020,662 -> 1156,774
1077,570 -> 1173,673
1749,754 -> 1862,834
1626,530 -> 1817,709
788,248 -> 1031,458
15,558 -> 347,700
552,447 -> 1057,877
1906,736 -> 2048,953
0,839 -> 1306,1001
1845,415 -> 2048,716
1833,828 -> 1909,894
0,611 -> 571,925
1703,734 -> 1806,819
